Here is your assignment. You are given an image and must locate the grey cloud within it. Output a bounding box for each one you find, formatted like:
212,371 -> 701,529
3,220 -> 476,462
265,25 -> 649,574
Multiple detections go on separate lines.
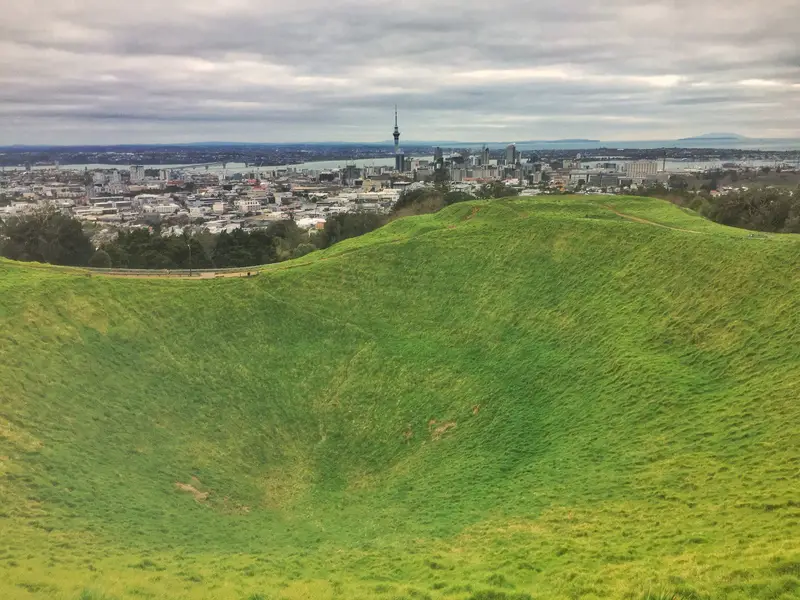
1,0 -> 799,144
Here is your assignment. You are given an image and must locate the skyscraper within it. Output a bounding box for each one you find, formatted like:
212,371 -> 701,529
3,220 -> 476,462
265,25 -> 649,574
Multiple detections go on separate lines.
434,147 -> 444,172
480,146 -> 490,166
505,144 -> 517,166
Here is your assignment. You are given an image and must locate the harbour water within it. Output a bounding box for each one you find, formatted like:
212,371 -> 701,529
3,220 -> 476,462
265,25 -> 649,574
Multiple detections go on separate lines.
22,157 -> 400,174
14,148 -> 800,175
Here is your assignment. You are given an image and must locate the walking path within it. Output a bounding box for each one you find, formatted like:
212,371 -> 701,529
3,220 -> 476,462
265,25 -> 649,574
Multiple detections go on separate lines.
91,269 -> 260,280
601,204 -> 705,234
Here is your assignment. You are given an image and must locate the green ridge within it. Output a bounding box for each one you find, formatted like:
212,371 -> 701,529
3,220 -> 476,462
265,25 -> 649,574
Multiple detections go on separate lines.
0,196 -> 798,600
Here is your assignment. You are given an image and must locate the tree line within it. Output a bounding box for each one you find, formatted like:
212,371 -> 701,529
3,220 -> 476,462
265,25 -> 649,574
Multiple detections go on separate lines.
0,208 -> 389,269
0,186 -> 479,269
389,183 -> 516,217
633,184 -> 800,234
5,185 -> 798,269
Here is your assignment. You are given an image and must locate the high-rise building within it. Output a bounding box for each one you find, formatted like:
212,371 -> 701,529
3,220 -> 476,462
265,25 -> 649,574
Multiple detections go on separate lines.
342,163 -> 360,186
434,147 -> 444,172
481,146 -> 490,166
130,165 -> 145,182
505,144 -> 517,166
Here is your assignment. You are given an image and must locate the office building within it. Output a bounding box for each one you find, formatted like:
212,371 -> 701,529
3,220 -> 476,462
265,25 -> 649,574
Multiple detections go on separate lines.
505,144 -> 517,166
626,161 -> 658,182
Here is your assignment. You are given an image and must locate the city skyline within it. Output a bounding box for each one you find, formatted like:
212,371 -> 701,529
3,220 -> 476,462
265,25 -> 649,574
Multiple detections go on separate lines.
2,0 -> 799,145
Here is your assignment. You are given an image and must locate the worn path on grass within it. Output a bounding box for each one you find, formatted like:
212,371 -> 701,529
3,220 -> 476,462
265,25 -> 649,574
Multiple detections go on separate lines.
87,269 -> 260,280
602,204 -> 706,234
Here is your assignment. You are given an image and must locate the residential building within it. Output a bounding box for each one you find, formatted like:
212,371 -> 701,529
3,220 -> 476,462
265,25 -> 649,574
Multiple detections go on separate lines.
130,165 -> 145,183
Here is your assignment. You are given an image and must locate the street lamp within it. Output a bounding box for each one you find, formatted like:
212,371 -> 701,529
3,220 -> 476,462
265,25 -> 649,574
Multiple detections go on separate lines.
186,237 -> 192,277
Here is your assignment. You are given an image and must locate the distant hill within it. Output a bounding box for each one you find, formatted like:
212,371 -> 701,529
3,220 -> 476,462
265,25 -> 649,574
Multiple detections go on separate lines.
678,132 -> 749,141
1,196 -> 799,600
391,139 -> 601,146
534,138 -> 601,143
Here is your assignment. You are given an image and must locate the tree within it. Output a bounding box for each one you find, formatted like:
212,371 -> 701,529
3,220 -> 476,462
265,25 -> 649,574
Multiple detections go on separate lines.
477,182 -> 519,199
668,175 -> 688,190
291,243 -> 316,259
391,189 -> 438,214
194,230 -> 218,266
319,212 -> 386,247
443,191 -> 474,205
0,207 -> 93,266
101,228 -> 213,269
88,249 -> 112,268
432,168 -> 449,188
212,228 -> 281,268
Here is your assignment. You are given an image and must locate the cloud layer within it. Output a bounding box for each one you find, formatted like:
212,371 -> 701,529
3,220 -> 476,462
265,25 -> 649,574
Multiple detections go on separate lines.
2,0 -> 799,144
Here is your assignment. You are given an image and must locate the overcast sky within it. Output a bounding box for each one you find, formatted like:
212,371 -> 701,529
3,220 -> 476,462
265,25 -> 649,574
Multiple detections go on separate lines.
2,0 -> 799,145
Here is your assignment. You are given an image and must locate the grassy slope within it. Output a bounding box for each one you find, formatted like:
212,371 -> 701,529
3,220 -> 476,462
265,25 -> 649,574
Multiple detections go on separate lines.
0,196 -> 798,600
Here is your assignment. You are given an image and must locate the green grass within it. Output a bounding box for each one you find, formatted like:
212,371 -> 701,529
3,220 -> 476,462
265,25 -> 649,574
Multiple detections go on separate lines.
1,195 -> 798,600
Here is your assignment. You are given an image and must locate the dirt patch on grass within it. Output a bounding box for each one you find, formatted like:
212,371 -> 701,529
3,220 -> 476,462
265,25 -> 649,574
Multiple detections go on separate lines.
464,207 -> 481,221
431,421 -> 457,440
175,481 -> 208,502
220,496 -> 250,514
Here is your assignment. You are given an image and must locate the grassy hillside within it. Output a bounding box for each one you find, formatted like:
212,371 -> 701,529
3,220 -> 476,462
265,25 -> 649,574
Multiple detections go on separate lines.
1,196 -> 798,600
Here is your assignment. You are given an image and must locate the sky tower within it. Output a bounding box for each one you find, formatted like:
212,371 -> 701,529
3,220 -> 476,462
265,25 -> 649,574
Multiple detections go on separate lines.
393,105 -> 400,152
393,106 -> 405,172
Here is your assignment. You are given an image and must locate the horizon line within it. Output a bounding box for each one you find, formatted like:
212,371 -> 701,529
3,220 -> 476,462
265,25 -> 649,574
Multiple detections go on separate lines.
3,134 -> 800,149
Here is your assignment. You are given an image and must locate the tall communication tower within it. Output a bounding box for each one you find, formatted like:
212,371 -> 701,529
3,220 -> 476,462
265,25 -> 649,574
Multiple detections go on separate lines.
392,106 -> 405,172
